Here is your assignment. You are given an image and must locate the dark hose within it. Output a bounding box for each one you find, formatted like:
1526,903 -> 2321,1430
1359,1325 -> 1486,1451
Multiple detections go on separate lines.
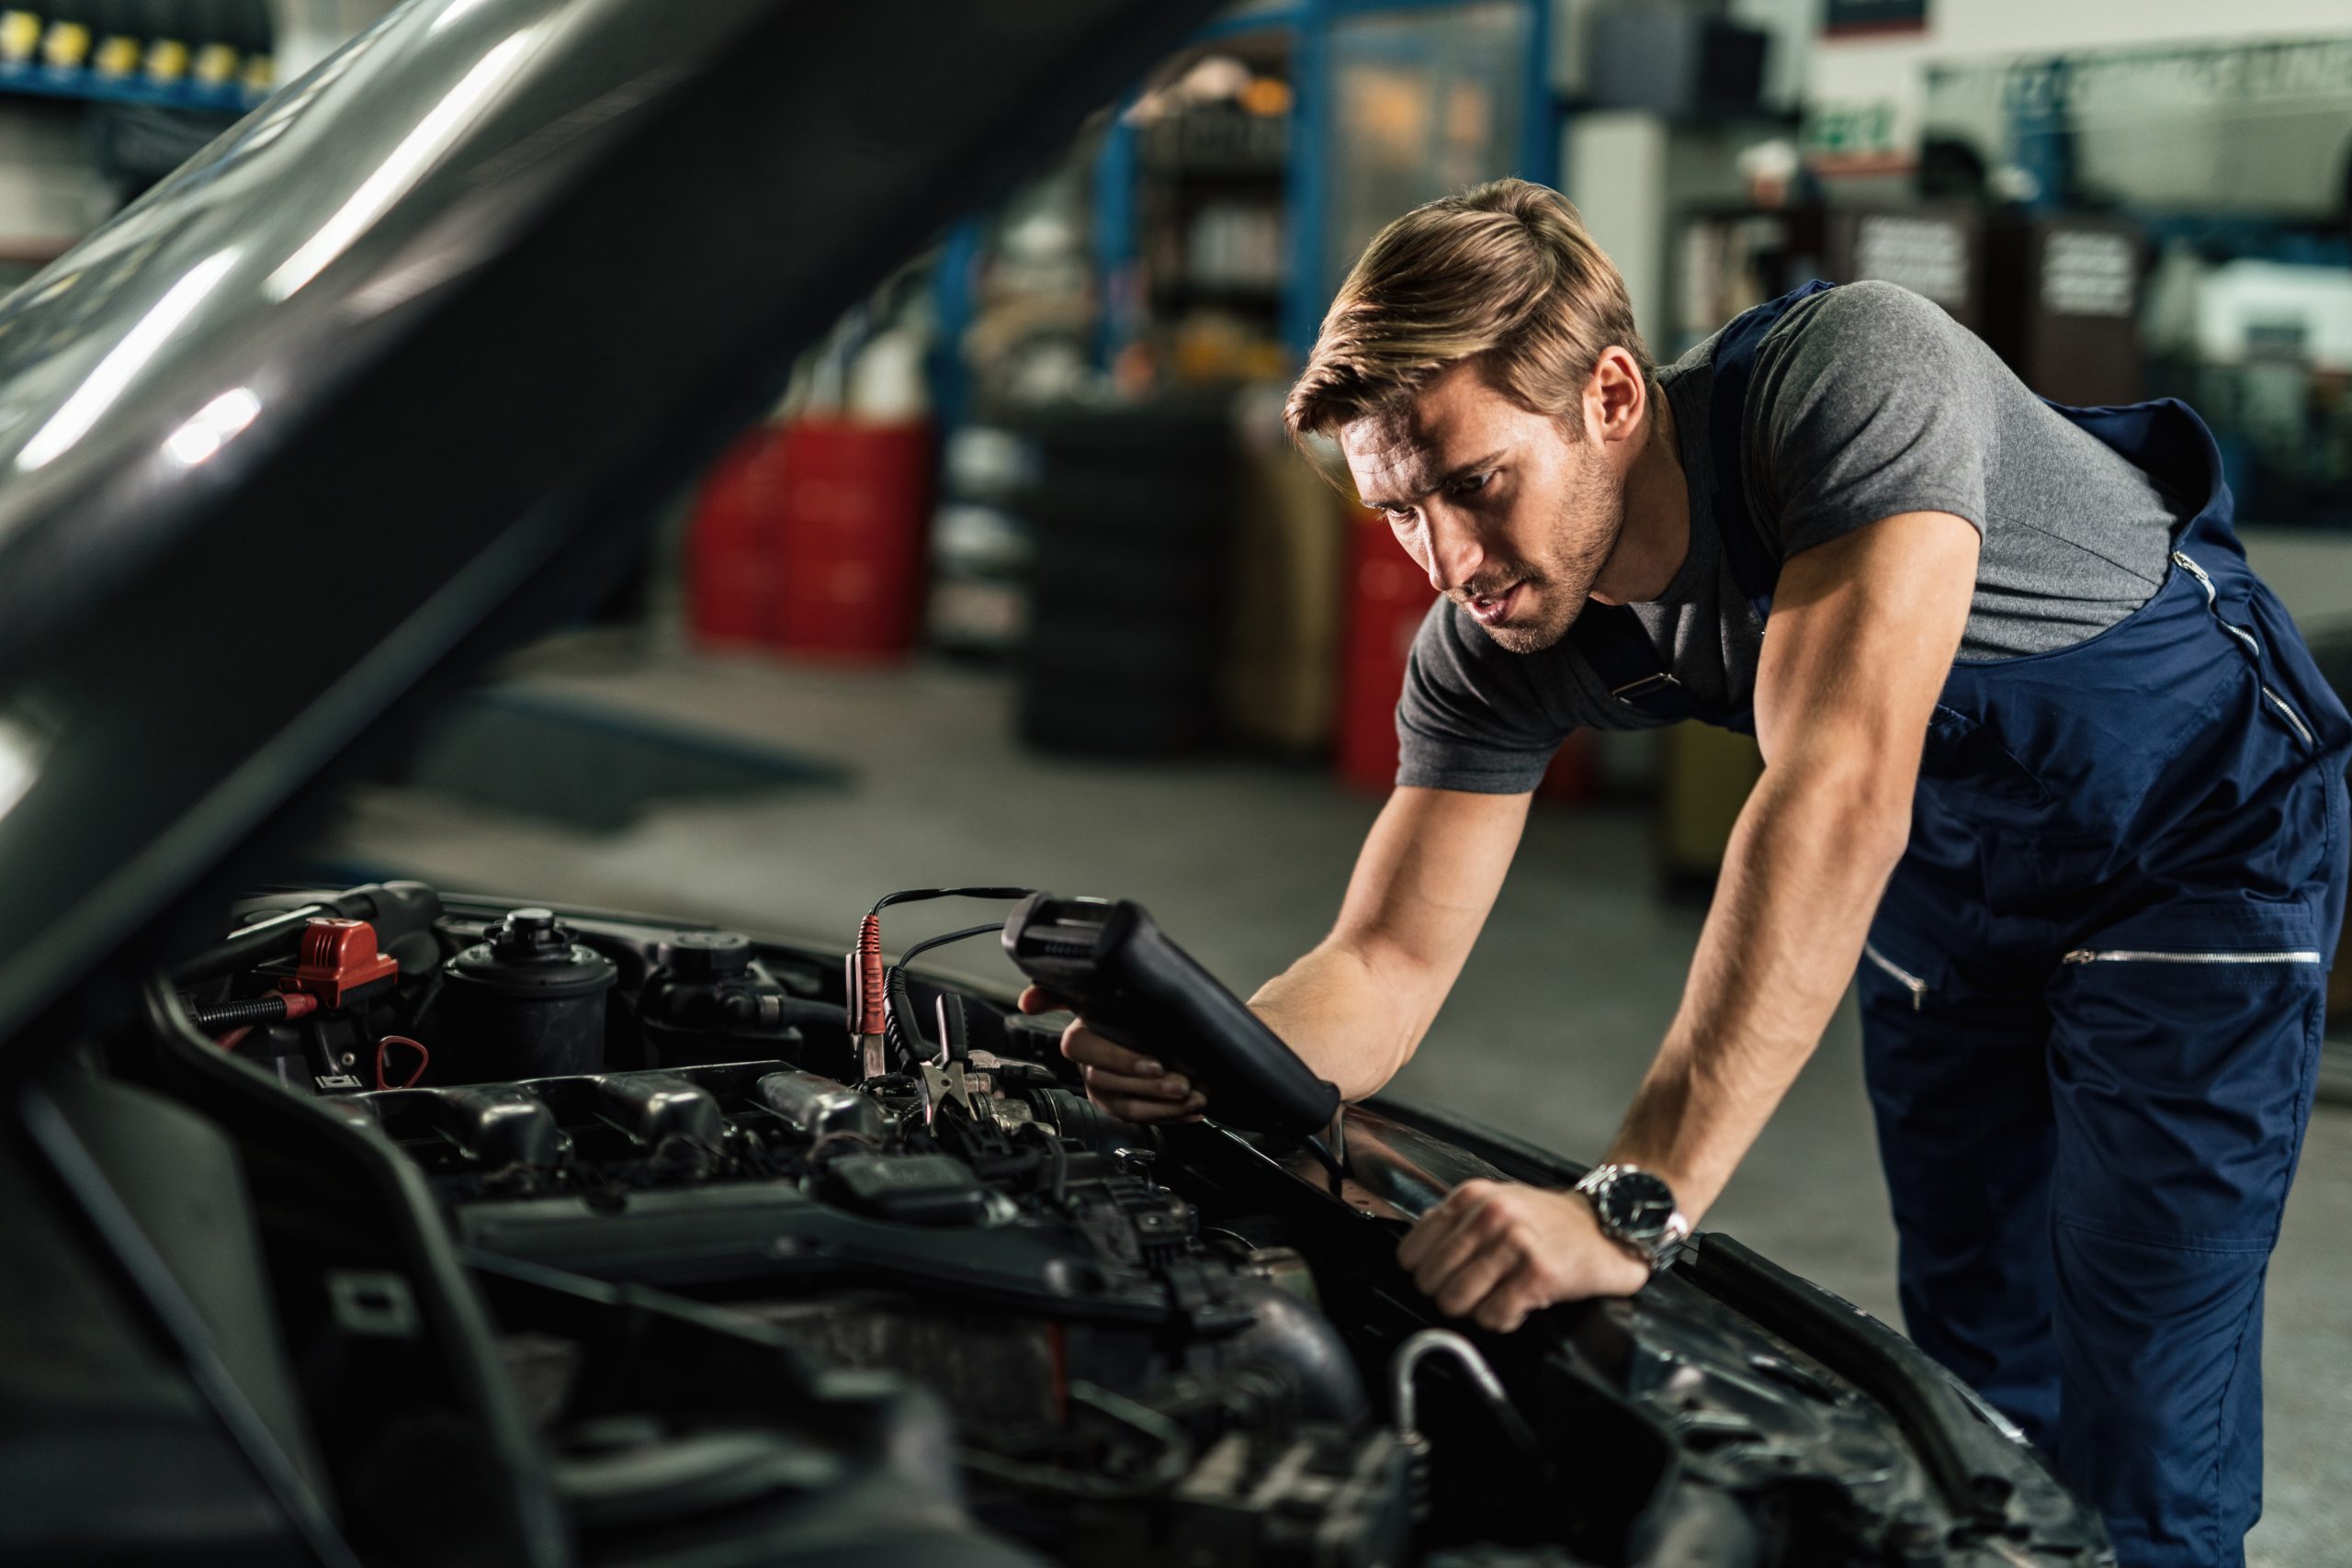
187,992 -> 316,1032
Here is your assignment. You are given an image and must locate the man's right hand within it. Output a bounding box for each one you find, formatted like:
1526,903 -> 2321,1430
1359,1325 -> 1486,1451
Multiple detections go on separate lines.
1017,984 -> 1207,1123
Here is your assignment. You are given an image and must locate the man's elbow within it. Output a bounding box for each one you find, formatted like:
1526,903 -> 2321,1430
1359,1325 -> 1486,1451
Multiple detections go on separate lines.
1314,931 -> 1440,1082
1773,747 -> 1917,871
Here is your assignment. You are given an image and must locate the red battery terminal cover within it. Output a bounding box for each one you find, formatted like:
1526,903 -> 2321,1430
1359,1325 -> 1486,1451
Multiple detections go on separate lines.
279,918 -> 400,1009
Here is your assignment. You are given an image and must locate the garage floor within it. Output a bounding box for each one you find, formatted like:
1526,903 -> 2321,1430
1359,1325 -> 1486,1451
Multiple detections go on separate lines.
325,635 -> 2351,1567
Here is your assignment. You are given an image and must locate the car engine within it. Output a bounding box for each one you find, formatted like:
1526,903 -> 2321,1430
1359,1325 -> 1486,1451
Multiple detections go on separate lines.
168,883 -> 1458,1566
123,879 -> 2109,1568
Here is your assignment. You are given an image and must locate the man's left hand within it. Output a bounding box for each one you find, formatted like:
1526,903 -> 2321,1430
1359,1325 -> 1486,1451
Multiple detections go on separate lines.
1396,1179 -> 1652,1331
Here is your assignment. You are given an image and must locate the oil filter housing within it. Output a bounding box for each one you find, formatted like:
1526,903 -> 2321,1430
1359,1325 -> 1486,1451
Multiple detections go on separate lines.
443,908 -> 618,1079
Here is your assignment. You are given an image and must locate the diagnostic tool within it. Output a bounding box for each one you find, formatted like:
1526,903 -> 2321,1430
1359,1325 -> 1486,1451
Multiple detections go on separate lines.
1001,893 -> 1342,1142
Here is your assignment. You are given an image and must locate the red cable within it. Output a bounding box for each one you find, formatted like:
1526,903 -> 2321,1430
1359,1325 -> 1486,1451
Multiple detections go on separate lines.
375,1035 -> 430,1090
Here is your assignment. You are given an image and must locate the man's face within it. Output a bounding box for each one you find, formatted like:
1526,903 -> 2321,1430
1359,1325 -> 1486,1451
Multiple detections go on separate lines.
1340,360 -> 1626,654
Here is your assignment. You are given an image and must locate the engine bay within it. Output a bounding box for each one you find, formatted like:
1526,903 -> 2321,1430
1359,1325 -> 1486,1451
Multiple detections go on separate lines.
97,879 -> 2109,1568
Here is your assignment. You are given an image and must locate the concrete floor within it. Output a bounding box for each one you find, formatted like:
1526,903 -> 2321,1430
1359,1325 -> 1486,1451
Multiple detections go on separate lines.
325,639 -> 2351,1567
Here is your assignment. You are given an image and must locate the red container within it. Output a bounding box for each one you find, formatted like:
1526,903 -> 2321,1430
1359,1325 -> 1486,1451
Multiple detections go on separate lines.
1333,507 -> 1596,800
686,428 -> 788,648
773,417 -> 933,661
1336,510 -> 1437,793
1536,729 -> 1595,803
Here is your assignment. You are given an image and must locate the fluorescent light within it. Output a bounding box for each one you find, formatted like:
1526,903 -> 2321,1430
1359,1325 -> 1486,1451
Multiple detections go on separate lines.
164,387 -> 262,466
17,249 -> 242,472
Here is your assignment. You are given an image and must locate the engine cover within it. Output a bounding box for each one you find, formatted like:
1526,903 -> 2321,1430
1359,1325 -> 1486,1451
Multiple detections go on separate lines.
348,1057 -> 1368,1438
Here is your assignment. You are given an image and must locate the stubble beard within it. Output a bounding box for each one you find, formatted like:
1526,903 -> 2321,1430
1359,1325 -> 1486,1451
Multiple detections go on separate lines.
1472,445 -> 1625,655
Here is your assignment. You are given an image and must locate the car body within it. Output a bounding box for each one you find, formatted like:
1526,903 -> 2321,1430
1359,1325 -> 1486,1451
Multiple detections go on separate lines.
0,3 -> 2112,1564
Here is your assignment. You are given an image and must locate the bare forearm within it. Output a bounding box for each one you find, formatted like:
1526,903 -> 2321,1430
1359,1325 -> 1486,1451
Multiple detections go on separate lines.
1248,937 -> 1439,1100
1606,761 -> 1909,1219
1053,787 -> 1523,1123
1245,786 -> 1527,1102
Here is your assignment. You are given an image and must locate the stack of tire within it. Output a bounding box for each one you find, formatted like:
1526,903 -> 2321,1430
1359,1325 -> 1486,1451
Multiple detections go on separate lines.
1012,402 -> 1234,755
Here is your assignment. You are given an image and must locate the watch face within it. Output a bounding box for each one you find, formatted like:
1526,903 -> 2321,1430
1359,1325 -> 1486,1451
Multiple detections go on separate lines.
1597,1170 -> 1677,1241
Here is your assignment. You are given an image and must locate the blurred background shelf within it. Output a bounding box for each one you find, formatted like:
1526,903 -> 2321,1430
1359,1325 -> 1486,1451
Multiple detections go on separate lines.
0,61 -> 265,111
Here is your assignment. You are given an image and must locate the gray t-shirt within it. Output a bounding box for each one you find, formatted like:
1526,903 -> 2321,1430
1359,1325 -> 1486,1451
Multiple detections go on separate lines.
1396,280 -> 2182,793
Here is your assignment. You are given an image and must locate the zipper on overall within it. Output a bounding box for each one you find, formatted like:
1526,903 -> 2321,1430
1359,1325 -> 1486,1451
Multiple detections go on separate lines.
2062,947 -> 2323,966
2172,550 -> 2315,746
1861,942 -> 1929,1010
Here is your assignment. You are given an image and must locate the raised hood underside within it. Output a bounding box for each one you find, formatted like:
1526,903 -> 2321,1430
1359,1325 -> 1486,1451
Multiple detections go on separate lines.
0,0 -> 1214,1048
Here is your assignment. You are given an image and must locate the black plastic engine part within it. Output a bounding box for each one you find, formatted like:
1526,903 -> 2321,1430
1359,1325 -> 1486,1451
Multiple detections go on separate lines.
637,930 -> 822,1070
596,1072 -> 724,1149
1031,1087 -> 1148,1156
1160,1427 -> 1410,1567
822,1152 -> 989,1226
1006,1419 -> 1411,1568
745,1293 -> 1069,1432
442,908 -> 618,1079
1216,1279 -> 1369,1427
659,931 -> 752,978
443,1087 -> 565,1168
756,1068 -> 886,1142
343,1083 -> 570,1171
1002,894 -> 1340,1141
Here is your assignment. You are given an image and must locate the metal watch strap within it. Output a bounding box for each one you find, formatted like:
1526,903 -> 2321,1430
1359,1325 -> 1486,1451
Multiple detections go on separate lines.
1649,1214 -> 1692,1272
1575,1163 -> 1690,1274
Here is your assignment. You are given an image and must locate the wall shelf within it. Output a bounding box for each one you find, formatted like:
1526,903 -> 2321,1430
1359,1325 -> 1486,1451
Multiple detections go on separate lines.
0,61 -> 264,113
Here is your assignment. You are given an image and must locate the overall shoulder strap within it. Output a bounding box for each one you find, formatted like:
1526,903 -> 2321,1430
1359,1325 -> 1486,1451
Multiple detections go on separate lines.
1568,602 -> 1713,723
1567,282 -> 1834,726
1703,278 -> 1832,625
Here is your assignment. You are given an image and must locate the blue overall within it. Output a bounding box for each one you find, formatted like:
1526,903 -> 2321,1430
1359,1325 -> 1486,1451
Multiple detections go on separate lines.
1573,283 -> 2350,1568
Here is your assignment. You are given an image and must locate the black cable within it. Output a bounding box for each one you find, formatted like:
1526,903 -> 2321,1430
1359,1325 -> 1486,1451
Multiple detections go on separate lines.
185,993 -> 299,1032
1044,1131 -> 1069,1209
897,921 -> 1011,965
883,967 -> 927,1070
404,970 -> 445,1036
885,922 -> 1011,1070
870,886 -> 1034,917
1020,1120 -> 1069,1209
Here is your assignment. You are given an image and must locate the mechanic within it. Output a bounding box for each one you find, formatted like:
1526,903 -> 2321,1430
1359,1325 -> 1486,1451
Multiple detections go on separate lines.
1025,179 -> 2347,1568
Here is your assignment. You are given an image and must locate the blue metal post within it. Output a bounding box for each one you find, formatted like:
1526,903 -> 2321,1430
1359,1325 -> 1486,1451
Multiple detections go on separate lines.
926,216 -> 984,434
1282,1 -> 1332,362
1521,0 -> 1555,186
1091,107 -> 1143,372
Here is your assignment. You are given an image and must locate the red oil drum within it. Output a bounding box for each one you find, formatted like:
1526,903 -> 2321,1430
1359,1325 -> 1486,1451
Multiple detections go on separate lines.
772,418 -> 933,661
1333,507 -> 1594,800
685,427 -> 787,649
1335,509 -> 1436,793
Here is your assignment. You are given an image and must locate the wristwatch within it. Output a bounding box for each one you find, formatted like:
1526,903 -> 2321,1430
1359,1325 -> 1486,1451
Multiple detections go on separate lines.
1572,1164 -> 1690,1273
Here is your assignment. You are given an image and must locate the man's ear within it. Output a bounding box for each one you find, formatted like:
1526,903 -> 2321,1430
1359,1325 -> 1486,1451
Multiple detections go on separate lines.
1584,346 -> 1646,447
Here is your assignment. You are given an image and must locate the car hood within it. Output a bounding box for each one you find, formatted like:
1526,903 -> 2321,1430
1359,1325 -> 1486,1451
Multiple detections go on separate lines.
0,0 -> 1212,1048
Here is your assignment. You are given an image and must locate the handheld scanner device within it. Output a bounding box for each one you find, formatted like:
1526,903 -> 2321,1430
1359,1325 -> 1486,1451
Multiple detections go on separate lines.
1001,893 -> 1342,1143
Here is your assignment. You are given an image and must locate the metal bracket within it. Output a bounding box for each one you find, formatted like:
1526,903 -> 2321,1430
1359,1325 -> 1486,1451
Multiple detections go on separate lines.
1611,671 -> 1680,704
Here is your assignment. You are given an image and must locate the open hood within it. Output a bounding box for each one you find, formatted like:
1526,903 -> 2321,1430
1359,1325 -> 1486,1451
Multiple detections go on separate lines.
0,0 -> 1212,1045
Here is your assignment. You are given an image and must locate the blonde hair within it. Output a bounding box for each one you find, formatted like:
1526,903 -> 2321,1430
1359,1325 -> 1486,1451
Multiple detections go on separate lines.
1283,179 -> 1648,450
